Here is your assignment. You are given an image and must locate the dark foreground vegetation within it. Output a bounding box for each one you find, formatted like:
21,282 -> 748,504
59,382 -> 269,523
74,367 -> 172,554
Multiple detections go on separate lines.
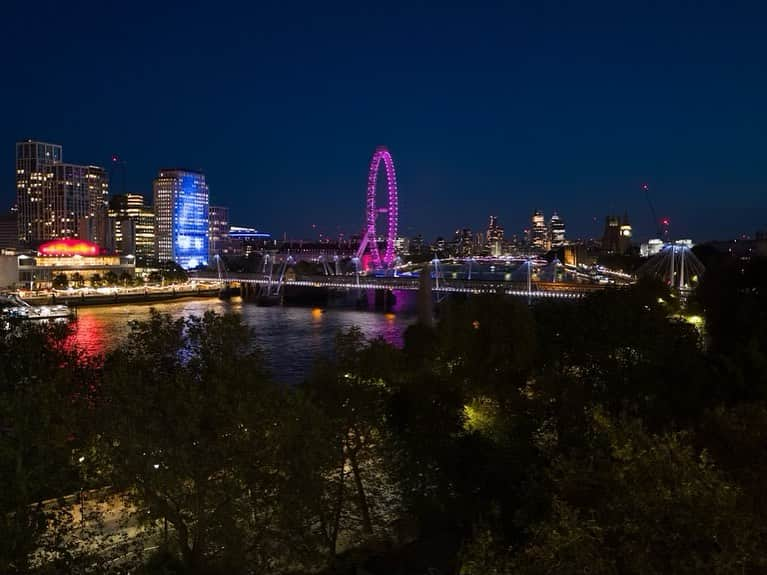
2,255 -> 767,574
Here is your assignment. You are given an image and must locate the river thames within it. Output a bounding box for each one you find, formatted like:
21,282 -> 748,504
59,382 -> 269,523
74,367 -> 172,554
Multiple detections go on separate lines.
68,296 -> 417,383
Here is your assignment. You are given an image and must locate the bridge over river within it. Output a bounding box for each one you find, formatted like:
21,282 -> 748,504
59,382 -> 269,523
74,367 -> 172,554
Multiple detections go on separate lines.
193,271 -> 608,300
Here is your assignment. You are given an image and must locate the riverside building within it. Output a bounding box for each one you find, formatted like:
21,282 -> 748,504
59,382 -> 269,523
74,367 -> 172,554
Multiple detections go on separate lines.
153,169 -> 209,269
15,140 -> 109,247
0,239 -> 135,290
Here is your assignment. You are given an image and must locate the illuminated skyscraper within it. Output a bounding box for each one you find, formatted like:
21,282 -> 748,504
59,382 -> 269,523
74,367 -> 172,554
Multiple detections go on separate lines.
453,228 -> 473,256
530,209 -> 547,250
15,140 -> 109,246
486,215 -> 504,255
153,169 -> 209,268
549,211 -> 566,247
109,194 -> 156,262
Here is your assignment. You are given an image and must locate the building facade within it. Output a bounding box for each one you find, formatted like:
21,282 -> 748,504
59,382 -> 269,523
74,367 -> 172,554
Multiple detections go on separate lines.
15,140 -> 109,246
0,239 -> 134,290
453,228 -> 473,257
602,212 -> 632,254
530,209 -> 547,250
549,211 -> 566,247
208,205 -> 230,260
486,216 -> 504,256
153,169 -> 209,269
0,212 -> 17,250
228,226 -> 271,256
109,194 -> 156,262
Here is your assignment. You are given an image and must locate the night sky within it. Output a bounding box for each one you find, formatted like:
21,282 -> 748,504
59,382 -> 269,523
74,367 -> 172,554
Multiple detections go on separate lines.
2,1 -> 765,243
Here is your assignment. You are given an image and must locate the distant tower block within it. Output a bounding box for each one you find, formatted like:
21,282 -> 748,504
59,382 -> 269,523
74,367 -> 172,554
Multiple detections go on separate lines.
356,146 -> 399,268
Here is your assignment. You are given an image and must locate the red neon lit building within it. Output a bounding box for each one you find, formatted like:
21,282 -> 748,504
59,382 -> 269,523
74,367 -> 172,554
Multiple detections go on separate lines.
0,240 -> 134,290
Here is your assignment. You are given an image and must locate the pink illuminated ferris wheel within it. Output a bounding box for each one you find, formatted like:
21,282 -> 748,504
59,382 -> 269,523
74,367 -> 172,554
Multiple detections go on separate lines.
356,146 -> 399,268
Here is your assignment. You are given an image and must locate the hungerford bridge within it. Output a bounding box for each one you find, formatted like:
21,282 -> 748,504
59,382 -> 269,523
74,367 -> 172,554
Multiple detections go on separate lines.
198,146 -> 633,301
194,268 -> 608,301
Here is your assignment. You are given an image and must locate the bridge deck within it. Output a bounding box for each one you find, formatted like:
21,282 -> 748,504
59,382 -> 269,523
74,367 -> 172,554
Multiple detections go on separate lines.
194,273 -> 608,299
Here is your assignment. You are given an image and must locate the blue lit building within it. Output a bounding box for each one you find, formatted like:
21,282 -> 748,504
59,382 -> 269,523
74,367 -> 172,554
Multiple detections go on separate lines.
153,169 -> 209,269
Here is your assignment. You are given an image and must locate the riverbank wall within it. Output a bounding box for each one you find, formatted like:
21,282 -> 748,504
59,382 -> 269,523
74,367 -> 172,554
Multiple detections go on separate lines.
21,287 -> 220,308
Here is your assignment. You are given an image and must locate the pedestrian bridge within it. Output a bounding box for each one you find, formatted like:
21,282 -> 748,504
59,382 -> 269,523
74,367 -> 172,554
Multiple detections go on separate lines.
193,272 -> 607,300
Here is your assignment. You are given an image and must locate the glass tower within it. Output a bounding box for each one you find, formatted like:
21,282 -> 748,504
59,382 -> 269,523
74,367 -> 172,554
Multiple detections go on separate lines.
153,169 -> 209,269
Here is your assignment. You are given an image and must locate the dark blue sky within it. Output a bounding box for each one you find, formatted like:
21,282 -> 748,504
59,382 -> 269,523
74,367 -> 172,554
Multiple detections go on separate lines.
2,1 -> 765,242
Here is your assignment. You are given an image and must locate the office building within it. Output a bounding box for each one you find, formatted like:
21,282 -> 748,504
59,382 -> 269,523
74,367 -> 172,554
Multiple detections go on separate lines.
108,194 -> 156,262
394,236 -> 410,255
153,169 -> 209,269
486,216 -> 504,255
549,211 -> 566,247
228,226 -> 271,256
408,234 -> 425,256
454,228 -> 473,257
15,140 -> 109,246
530,209 -> 547,250
208,205 -> 230,259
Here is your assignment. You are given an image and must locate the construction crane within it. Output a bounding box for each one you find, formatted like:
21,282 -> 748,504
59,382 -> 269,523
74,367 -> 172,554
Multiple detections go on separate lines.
111,154 -> 128,195
642,183 -> 673,240
642,183 -> 661,238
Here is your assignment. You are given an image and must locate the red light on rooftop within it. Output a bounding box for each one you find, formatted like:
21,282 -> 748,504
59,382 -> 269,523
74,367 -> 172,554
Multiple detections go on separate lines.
38,239 -> 101,256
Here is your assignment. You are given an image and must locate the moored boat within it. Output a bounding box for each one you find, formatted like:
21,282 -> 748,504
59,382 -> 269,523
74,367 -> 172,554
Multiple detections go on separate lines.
0,294 -> 72,323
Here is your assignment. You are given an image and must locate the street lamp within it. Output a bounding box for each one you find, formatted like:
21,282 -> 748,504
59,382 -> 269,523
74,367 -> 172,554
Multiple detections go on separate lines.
77,455 -> 85,528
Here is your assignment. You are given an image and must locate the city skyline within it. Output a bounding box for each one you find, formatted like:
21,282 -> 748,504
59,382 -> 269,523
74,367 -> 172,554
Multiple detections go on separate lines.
2,2 -> 766,242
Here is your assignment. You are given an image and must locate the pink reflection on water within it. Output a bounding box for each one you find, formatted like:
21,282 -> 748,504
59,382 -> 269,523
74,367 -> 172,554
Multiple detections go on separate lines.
66,312 -> 110,357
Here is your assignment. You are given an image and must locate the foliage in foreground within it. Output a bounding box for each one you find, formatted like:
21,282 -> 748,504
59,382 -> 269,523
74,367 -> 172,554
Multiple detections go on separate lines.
1,260 -> 767,573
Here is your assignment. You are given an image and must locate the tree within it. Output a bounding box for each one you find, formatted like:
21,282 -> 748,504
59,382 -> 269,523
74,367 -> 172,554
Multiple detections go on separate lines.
118,271 -> 132,286
531,279 -> 713,433
103,271 -> 118,286
159,261 -> 189,284
460,409 -> 765,574
52,273 -> 68,290
0,322 -> 99,573
305,328 -> 404,557
93,311 -> 318,573
89,274 -> 103,288
70,273 -> 84,288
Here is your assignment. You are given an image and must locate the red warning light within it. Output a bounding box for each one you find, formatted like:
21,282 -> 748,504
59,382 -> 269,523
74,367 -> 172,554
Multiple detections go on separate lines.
642,183 -> 649,191
662,218 -> 670,226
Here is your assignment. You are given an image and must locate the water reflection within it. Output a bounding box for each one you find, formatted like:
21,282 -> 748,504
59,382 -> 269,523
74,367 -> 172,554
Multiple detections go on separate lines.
68,299 -> 415,383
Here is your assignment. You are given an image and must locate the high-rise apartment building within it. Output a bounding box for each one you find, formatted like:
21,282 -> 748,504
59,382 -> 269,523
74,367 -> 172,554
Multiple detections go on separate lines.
108,194 -> 156,262
530,209 -> 547,250
15,140 -> 109,246
153,169 -> 209,269
549,211 -> 566,247
208,205 -> 230,260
